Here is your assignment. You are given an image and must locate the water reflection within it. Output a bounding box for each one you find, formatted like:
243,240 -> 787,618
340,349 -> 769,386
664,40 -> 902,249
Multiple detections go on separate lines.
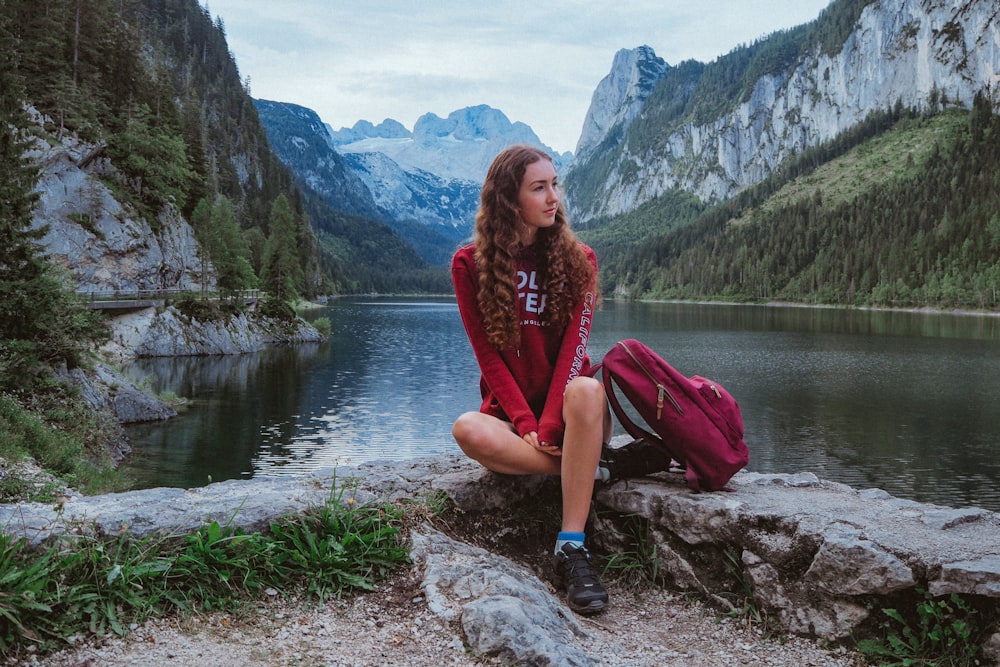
123,299 -> 480,489
123,299 -> 1000,512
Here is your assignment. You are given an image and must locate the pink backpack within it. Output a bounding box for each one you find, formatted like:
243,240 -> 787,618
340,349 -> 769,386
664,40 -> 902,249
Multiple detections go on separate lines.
592,339 -> 749,492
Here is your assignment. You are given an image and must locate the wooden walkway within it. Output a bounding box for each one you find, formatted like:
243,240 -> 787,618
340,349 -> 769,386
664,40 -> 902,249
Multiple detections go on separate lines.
77,289 -> 261,310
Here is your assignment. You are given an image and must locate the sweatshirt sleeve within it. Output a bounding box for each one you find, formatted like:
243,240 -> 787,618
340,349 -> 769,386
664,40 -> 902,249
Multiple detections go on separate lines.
536,247 -> 599,445
451,248 -> 538,437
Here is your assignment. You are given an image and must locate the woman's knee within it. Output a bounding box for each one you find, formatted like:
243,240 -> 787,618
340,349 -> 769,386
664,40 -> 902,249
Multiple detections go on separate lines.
452,412 -> 479,448
564,376 -> 605,413
452,412 -> 500,458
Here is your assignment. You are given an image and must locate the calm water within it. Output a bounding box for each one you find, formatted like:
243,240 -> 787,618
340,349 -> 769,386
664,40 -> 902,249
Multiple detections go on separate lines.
122,299 -> 1000,512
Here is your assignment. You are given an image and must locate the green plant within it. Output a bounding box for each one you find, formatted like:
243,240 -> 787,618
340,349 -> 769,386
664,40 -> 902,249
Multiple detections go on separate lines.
856,588 -> 980,666
419,491 -> 453,518
720,546 -> 770,633
173,297 -> 222,322
311,316 -> 331,337
57,532 -> 171,637
0,534 -> 54,652
0,486 -> 410,660
267,484 -> 408,601
0,384 -> 131,498
599,514 -> 661,590
156,391 -> 189,408
0,393 -> 82,500
166,520 -> 271,611
258,297 -> 296,322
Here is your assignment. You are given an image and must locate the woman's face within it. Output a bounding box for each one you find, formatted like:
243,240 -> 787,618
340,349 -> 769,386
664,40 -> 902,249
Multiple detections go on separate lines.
516,159 -> 559,245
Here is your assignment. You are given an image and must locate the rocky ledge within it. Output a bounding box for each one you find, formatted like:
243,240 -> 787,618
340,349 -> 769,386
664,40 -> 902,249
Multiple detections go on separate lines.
3,448 -> 999,665
99,304 -> 326,363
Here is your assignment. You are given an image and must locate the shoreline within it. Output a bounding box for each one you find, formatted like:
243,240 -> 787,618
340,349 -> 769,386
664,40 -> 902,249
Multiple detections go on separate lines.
320,292 -> 1000,319
635,296 -> 1000,318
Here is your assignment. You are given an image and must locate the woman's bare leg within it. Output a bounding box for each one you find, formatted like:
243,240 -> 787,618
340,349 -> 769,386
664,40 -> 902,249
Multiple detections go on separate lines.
559,376 -> 611,533
452,412 -> 562,475
451,376 -> 610,532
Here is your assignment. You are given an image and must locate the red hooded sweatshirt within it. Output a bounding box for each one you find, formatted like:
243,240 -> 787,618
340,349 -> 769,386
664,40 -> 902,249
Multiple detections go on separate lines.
452,242 -> 598,445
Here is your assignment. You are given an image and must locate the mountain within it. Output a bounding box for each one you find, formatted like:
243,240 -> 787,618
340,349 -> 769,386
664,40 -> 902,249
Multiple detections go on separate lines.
255,100 -> 470,265
569,0 -> 1000,311
6,0 -> 441,297
252,100 -> 384,223
565,0 -> 1000,223
330,105 -> 571,182
574,45 -> 670,160
260,103 -> 570,264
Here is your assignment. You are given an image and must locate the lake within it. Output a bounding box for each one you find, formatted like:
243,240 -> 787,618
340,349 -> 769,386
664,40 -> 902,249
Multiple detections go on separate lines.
122,298 -> 1000,512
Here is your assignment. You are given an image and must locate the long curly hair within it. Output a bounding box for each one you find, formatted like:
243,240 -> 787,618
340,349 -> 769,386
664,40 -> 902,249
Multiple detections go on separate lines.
474,145 -> 595,349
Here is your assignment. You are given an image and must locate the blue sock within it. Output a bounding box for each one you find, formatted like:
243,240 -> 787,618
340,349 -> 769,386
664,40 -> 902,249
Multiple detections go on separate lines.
555,531 -> 586,555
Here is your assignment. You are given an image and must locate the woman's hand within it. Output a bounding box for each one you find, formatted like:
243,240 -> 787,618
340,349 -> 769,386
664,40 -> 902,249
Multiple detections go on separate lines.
524,431 -> 562,457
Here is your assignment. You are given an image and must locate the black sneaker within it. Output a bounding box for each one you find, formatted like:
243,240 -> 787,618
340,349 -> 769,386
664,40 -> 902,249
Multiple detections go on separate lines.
600,438 -> 669,480
552,543 -> 609,615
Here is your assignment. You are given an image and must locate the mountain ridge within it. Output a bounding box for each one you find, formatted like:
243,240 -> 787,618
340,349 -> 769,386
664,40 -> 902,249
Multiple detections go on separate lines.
565,0 -> 1000,223
258,102 -> 571,264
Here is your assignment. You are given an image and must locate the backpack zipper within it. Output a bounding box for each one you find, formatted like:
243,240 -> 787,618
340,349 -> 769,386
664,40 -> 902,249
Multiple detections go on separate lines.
618,341 -> 682,418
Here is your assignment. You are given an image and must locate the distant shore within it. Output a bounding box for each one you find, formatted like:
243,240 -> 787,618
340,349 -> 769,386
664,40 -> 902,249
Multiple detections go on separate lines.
633,296 -> 1000,319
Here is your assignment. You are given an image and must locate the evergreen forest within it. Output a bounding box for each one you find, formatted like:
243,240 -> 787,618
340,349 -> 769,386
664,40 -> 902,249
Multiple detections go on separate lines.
582,97 -> 1000,312
0,0 -> 448,497
2,0 -> 447,299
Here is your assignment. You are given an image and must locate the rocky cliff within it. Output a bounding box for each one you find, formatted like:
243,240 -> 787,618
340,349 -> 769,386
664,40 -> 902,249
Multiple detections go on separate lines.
566,0 -> 1000,222
100,305 -> 325,363
574,45 -> 670,160
25,108 -> 215,293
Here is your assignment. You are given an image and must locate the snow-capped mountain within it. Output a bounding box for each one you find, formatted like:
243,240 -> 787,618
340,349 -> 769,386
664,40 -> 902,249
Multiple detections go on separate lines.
256,102 -> 569,264
330,105 -> 570,183
255,100 -> 572,263
337,150 -> 481,236
328,105 -> 571,244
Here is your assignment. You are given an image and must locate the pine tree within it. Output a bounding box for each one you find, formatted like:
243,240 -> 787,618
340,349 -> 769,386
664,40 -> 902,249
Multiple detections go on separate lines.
0,11 -> 47,381
209,195 -> 257,296
261,195 -> 303,302
0,10 -> 105,389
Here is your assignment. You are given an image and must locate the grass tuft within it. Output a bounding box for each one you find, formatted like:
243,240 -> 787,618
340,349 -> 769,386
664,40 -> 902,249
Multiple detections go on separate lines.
0,481 -> 409,659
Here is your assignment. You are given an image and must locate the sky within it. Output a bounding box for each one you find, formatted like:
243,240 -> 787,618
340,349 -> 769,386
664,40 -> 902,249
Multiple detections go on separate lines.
205,1 -> 833,154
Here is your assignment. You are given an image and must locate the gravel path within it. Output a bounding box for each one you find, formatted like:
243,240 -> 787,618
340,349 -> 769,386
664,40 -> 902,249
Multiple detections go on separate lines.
28,569 -> 867,667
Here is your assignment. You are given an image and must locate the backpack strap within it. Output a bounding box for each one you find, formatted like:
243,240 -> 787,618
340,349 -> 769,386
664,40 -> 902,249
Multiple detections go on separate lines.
595,366 -> 664,448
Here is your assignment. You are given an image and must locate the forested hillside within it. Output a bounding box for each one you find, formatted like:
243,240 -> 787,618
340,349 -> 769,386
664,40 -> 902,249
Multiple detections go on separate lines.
584,99 -> 1000,310
0,0 -> 450,498
3,0 -> 444,297
566,0 -> 1000,313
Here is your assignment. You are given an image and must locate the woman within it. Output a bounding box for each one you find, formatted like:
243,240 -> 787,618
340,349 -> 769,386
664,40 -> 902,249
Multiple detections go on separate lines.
451,144 -> 657,615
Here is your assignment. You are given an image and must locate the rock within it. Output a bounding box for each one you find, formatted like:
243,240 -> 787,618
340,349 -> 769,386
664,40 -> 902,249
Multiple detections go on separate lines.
27,134 -> 213,293
53,360 -> 176,462
594,465 -> 1000,642
411,529 -> 596,666
100,304 -> 324,361
2,450 -> 998,662
568,0 -> 1000,221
